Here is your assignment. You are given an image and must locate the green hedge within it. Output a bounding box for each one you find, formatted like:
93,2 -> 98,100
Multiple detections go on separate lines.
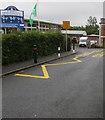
2,31 -> 66,65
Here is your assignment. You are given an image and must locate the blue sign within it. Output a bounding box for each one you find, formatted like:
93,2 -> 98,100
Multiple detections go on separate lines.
0,6 -> 24,28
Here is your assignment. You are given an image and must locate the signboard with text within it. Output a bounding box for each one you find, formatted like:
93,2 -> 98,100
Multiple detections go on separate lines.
63,21 -> 70,29
0,6 -> 24,28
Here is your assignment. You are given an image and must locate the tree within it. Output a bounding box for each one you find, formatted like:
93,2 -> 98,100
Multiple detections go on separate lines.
93,17 -> 97,27
70,26 -> 85,31
87,16 -> 97,27
85,16 -> 99,35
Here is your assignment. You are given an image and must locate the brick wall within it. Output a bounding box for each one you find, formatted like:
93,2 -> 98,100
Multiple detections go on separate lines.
99,18 -> 105,47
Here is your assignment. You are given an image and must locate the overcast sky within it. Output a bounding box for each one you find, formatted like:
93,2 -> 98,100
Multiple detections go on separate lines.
1,0 -> 104,26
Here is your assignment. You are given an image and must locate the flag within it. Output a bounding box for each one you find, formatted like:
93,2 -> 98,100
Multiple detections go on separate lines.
29,3 -> 37,26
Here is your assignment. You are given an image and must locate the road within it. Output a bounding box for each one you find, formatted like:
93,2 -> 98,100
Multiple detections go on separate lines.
2,47 -> 104,118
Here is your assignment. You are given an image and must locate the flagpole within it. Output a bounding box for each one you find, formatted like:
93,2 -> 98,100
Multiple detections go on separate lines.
31,25 -> 32,31
37,0 -> 40,31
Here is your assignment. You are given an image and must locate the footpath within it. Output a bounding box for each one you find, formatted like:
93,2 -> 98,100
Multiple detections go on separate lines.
2,50 -> 77,76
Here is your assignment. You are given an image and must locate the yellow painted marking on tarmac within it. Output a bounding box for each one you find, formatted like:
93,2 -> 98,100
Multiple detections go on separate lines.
15,74 -> 48,79
41,65 -> 50,78
92,51 -> 105,58
91,49 -> 105,58
15,65 -> 50,79
14,49 -> 104,79
73,58 -> 82,62
46,61 -> 77,66
75,49 -> 103,59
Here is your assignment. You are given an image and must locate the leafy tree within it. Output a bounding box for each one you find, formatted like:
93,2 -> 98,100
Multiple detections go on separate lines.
87,16 -> 97,27
70,26 -> 85,31
85,16 -> 99,35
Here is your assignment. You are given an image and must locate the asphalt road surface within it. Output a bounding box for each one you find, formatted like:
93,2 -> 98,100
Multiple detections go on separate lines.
2,48 -> 104,118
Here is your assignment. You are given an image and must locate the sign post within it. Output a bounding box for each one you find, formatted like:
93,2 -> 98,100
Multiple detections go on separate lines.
63,21 -> 70,51
0,6 -> 24,29
66,29 -> 67,51
4,28 -> 7,34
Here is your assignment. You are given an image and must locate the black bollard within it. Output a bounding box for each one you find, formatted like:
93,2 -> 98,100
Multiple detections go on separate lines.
72,38 -> 76,53
33,45 -> 37,63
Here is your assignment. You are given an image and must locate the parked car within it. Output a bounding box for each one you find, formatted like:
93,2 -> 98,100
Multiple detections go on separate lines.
90,40 -> 97,46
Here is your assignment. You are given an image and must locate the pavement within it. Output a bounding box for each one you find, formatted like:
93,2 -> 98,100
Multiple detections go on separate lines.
2,50 -> 77,76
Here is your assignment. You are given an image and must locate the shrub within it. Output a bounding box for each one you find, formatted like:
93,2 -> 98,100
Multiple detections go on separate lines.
2,31 -> 66,65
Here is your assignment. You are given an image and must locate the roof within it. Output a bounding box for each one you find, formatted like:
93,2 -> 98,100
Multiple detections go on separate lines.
80,37 -> 88,40
84,34 -> 99,37
25,18 -> 61,25
61,30 -> 87,35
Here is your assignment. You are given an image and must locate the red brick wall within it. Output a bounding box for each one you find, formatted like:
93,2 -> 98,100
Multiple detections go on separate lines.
88,37 -> 99,41
101,25 -> 105,36
101,18 -> 105,23
100,18 -> 105,47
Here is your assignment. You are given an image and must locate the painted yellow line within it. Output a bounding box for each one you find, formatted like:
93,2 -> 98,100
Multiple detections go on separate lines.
73,58 -> 82,62
92,49 -> 105,58
14,49 -> 104,79
92,52 -> 105,58
15,74 -> 47,78
41,65 -> 50,78
15,65 -> 49,79
46,61 -> 76,66
75,50 -> 102,59
45,56 -> 82,66
14,54 -> 82,78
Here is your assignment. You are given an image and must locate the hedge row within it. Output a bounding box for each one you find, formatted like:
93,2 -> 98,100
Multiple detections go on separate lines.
2,31 -> 68,65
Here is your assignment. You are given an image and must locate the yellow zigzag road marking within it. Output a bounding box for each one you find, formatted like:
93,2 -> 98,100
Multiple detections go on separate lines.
45,60 -> 81,66
15,57 -> 82,78
92,52 -> 105,58
15,65 -> 50,79
75,49 -> 103,58
15,50 -> 103,79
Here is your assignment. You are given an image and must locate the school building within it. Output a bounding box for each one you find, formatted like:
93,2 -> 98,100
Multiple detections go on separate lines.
1,18 -> 62,34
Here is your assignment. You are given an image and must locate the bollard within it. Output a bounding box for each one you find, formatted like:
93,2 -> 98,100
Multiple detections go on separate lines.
73,43 -> 76,53
72,38 -> 76,53
33,45 -> 37,63
73,49 -> 76,53
58,47 -> 60,57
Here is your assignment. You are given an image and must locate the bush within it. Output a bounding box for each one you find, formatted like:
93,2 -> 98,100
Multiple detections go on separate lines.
2,34 -> 22,64
2,31 -> 66,65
